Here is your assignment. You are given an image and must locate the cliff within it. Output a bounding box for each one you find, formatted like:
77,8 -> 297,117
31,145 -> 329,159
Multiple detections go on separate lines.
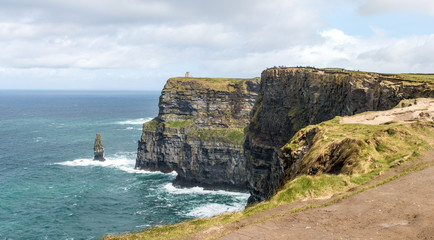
105,97 -> 434,240
245,67 -> 434,203
136,77 -> 260,191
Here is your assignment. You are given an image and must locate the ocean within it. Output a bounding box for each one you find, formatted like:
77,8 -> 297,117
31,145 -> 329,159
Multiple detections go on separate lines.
0,90 -> 249,240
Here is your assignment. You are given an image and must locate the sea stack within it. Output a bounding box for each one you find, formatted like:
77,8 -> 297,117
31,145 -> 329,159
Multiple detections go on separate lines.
93,133 -> 105,161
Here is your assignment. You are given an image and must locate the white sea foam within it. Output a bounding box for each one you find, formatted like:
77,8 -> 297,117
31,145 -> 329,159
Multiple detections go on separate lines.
163,183 -> 250,197
135,224 -> 151,229
116,117 -> 153,125
55,153 -> 174,176
34,137 -> 44,143
186,203 -> 245,218
56,157 -> 134,168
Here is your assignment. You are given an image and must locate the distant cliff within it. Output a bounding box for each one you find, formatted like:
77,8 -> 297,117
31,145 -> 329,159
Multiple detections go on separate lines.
136,77 -> 260,191
245,67 -> 434,203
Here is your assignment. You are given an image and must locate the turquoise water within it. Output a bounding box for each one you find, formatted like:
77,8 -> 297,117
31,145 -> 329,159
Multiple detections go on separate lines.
0,91 -> 249,240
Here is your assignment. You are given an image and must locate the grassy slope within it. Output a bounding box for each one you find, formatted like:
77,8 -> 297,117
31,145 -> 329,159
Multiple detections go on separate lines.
165,77 -> 260,91
106,107 -> 434,240
320,67 -> 434,88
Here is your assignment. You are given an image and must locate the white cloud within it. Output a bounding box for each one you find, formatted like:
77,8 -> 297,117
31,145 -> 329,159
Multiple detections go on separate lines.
212,29 -> 434,75
0,0 -> 322,71
0,0 -> 433,90
320,29 -> 357,46
358,0 -> 434,15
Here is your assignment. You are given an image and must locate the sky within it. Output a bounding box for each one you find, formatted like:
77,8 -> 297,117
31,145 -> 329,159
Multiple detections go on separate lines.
0,0 -> 433,90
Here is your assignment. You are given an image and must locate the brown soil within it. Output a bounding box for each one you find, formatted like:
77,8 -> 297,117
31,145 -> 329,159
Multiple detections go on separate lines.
190,149 -> 434,240
340,98 -> 434,125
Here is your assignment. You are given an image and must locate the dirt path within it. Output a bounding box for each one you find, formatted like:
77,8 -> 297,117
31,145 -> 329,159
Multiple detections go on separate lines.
191,150 -> 434,240
340,98 -> 434,125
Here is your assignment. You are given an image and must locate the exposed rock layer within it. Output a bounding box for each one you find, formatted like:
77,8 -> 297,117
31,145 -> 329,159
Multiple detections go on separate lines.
94,133 -> 105,161
136,77 -> 260,191
245,67 -> 434,203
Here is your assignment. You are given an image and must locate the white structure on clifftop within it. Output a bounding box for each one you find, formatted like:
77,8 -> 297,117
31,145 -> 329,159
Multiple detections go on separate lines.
185,72 -> 191,77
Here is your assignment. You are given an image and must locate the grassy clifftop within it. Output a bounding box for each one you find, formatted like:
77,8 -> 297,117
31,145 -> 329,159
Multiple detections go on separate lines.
320,67 -> 434,88
266,67 -> 434,90
107,99 -> 434,240
165,77 -> 260,91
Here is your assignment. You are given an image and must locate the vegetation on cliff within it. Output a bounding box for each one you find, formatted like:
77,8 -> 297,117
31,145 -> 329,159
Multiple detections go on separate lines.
106,99 -> 434,240
321,68 -> 434,88
142,117 -> 161,131
188,128 -> 245,145
245,67 -> 434,203
136,76 -> 260,191
128,68 -> 434,239
165,77 -> 260,92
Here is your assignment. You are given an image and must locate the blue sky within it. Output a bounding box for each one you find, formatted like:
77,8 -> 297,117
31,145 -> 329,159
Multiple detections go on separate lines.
0,0 -> 433,90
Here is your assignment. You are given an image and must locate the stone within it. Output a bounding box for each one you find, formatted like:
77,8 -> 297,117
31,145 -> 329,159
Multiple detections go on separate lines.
244,67 -> 434,204
136,77 -> 260,191
94,133 -> 105,161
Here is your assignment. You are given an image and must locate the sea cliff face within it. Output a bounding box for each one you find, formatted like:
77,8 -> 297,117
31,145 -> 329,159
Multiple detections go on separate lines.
245,67 -> 434,203
136,77 -> 260,191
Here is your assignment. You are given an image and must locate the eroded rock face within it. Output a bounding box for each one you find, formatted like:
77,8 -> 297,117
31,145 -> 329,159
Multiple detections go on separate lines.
136,77 -> 260,191
94,133 -> 105,161
245,67 -> 434,203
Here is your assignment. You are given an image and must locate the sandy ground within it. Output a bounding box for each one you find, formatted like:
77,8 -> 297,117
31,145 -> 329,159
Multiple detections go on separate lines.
340,98 -> 434,125
188,99 -> 434,240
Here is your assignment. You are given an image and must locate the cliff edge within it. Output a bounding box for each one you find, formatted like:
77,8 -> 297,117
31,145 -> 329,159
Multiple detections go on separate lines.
136,77 -> 260,191
105,97 -> 434,240
245,67 -> 434,203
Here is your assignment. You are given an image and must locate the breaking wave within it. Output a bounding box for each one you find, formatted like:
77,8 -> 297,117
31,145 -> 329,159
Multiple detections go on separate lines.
186,203 -> 245,218
163,183 -> 250,197
55,152 -> 175,176
116,117 -> 153,125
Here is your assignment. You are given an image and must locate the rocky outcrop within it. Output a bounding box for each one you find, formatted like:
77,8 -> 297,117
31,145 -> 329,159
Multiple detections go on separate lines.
136,77 -> 260,191
94,133 -> 105,161
245,67 -> 434,203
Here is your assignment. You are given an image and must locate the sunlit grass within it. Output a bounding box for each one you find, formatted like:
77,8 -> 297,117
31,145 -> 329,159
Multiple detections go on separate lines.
188,128 -> 244,145
165,119 -> 195,129
107,113 -> 434,240
165,77 -> 260,91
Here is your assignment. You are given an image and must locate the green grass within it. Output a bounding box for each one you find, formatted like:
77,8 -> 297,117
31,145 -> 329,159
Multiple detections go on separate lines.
143,117 -> 161,131
317,67 -> 434,88
188,128 -> 245,145
165,119 -> 195,129
383,73 -> 434,83
172,77 -> 257,85
104,158 -> 433,240
165,77 -> 260,91
106,108 -> 434,240
275,174 -> 348,203
284,117 -> 433,176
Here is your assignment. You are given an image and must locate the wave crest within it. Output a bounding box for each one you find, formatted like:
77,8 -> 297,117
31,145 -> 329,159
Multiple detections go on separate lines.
116,117 -> 153,125
186,203 -> 245,218
163,183 -> 250,197
55,154 -> 172,176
